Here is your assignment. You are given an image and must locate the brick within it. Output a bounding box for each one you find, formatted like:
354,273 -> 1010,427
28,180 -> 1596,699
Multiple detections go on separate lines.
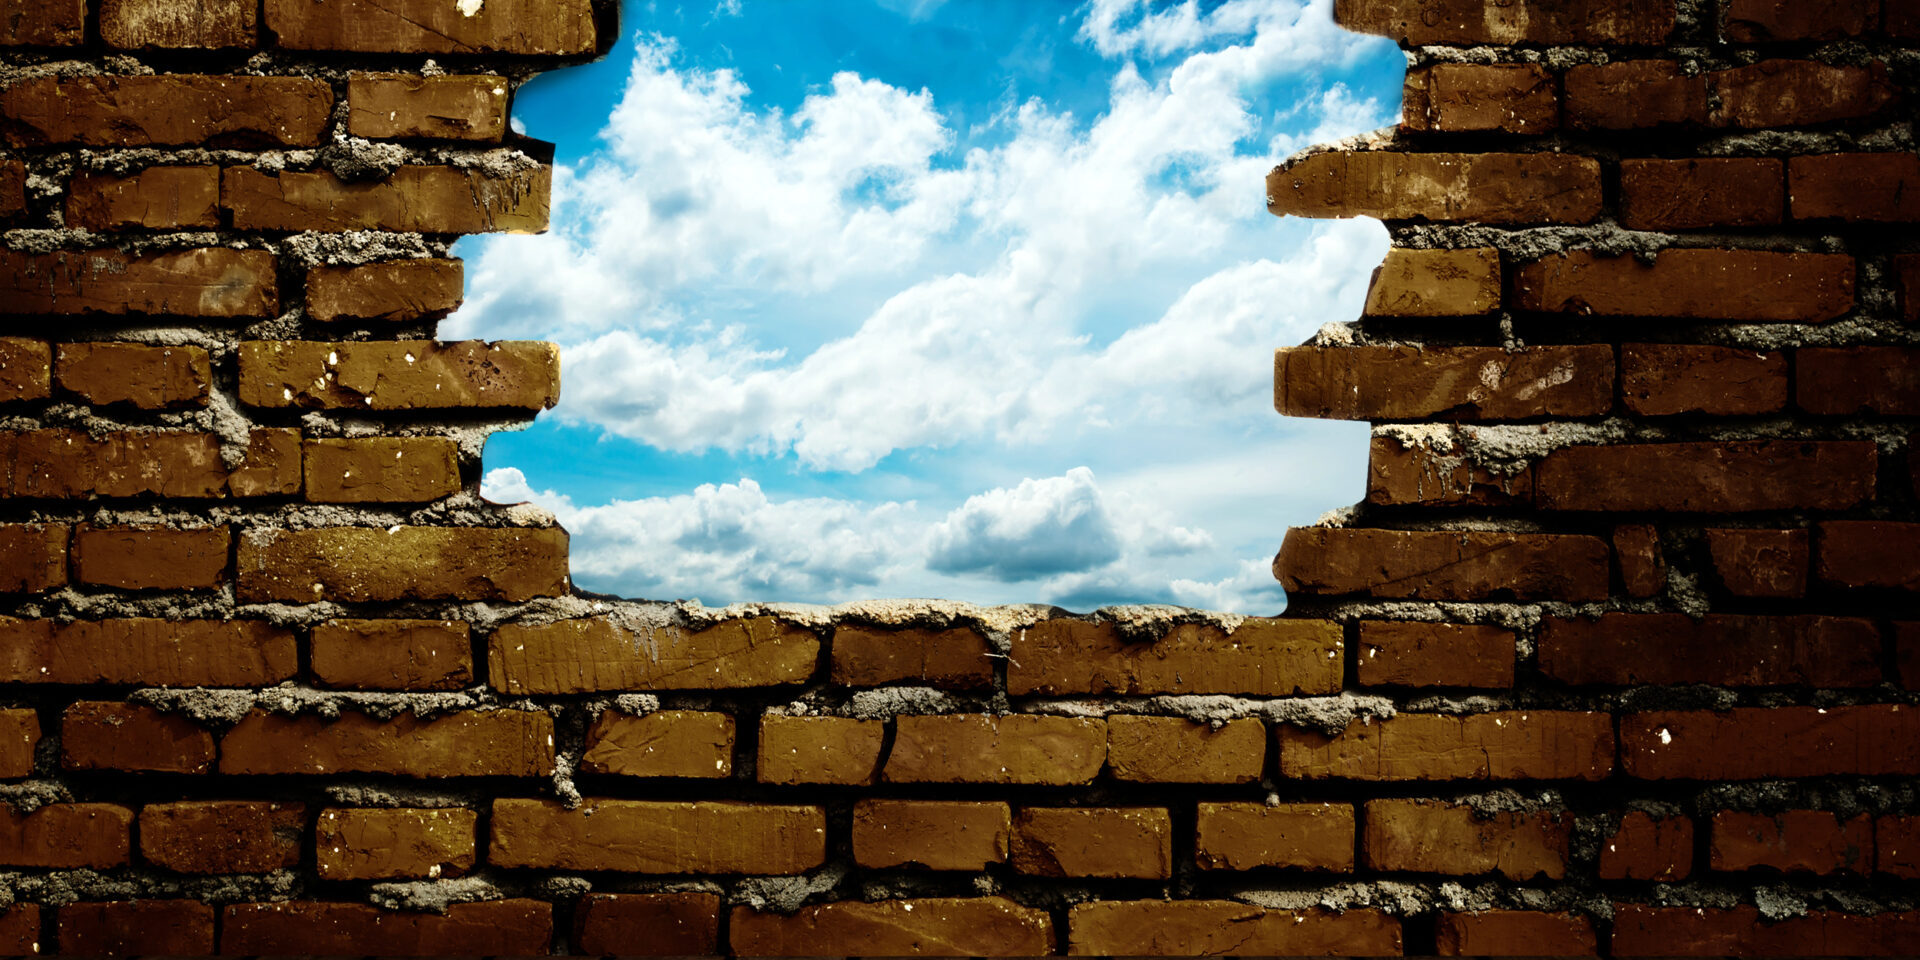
304,437 -> 461,503
1366,799 -> 1569,880
1621,706 -> 1920,779
58,900 -> 213,956
1879,815 -> 1920,878
0,905 -> 35,956
231,428 -> 304,497
73,524 -> 228,590
757,715 -> 884,785
66,165 -> 221,230
62,702 -> 213,774
140,800 -> 303,873
573,893 -> 720,957
310,619 -> 472,691
0,248 -> 278,318
1275,527 -> 1610,602
1706,529 -> 1809,598
56,342 -> 211,409
490,798 -> 824,874
1362,246 -> 1502,316
1357,621 -> 1514,689
0,428 -> 296,499
1621,343 -> 1786,416
830,624 -> 992,689
0,803 -> 130,867
1402,64 -> 1555,134
1727,0 -> 1876,40
223,165 -> 550,233
491,617 -> 816,693
349,73 -> 509,141
0,709 -> 33,778
580,710 -> 733,779
1894,0 -> 1920,37
238,339 -> 560,411
1280,711 -> 1614,782
1067,901 -> 1401,956
1711,60 -> 1895,129
0,617 -> 295,686
316,807 -> 476,880
1436,911 -> 1597,957
101,0 -> 255,47
1008,617 -> 1340,696
1269,151 -> 1601,224
219,709 -> 554,777
1898,622 -> 1920,689
1365,435 -> 1532,507
1900,255 -> 1920,321
0,158 -> 19,218
0,0 -> 82,45
1790,153 -> 1920,222
1600,811 -> 1693,881
1711,810 -> 1873,875
1614,523 -> 1667,599
1514,249 -> 1854,322
1817,521 -> 1920,592
1538,614 -> 1878,687
1611,905 -> 1920,957
1,75 -> 330,147
886,714 -> 1106,785
0,338 -> 48,401
265,0 -> 596,54
1798,346 -> 1920,415
1106,715 -> 1263,784
731,898 -> 1053,957
1195,802 -> 1352,873
222,900 -> 552,956
1276,345 -> 1613,421
306,258 -> 463,323
236,526 -> 569,603
1534,440 -> 1877,513
1619,158 -> 1783,230
852,799 -> 1009,870
0,522 -> 65,593
1013,807 -> 1170,879
1333,0 -> 1673,44
1565,61 -> 1707,130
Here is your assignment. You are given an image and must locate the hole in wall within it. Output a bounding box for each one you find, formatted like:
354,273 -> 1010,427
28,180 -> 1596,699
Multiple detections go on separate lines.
453,0 -> 1399,610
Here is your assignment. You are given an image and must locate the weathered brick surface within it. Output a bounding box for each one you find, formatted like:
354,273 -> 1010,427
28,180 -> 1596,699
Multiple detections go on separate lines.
0,428 -> 295,498
1711,810 -> 1873,876
1534,441 -> 1877,513
224,165 -> 551,233
489,798 -> 824,874
2,76 -> 331,147
1712,60 -> 1896,129
0,338 -> 49,401
1564,61 -> 1707,130
732,898 -> 1054,957
237,526 -> 570,603
61,702 -> 213,774
0,905 -> 32,955
265,0 -> 597,54
1513,249 -> 1855,322
303,437 -> 461,503
830,624 -> 992,688
139,800 -> 303,874
0,159 -> 21,218
1619,158 -> 1783,230
1600,810 -> 1693,881
1622,706 -> 1920,779
1879,815 -> 1920,878
1613,523 -> 1667,599
491,617 -> 817,693
1620,343 -> 1786,416
1435,910 -> 1597,957
100,0 -> 255,48
1267,151 -> 1602,224
0,248 -> 278,317
580,710 -> 734,778
1705,528 -> 1810,598
1013,806 -> 1171,879
1195,802 -> 1353,873
0,522 -> 65,593
0,803 -> 130,867
1402,64 -> 1554,134
1538,614 -> 1879,687
0,0 -> 83,45
1277,344 -> 1615,420
1276,527 -> 1610,601
886,714 -> 1106,785
853,799 -> 1010,871
222,900 -> 553,956
1610,905 -> 1920,957
1817,521 -> 1920,591
1334,0 -> 1673,44
1790,153 -> 1920,222
1067,901 -> 1401,956
56,342 -> 210,410
306,258 -> 464,323
316,807 -> 477,880
1727,0 -> 1878,40
573,893 -> 720,956
1361,246 -> 1502,316
0,709 -> 35,778
1356,621 -> 1514,689
310,619 -> 472,691
220,709 -> 554,777
349,74 -> 510,141
66,166 -> 221,230
1366,436 -> 1532,507
73,524 -> 228,590
238,339 -> 560,411
1366,799 -> 1570,880
0,617 -> 295,686
57,900 -> 214,956
1798,346 -> 1920,415
1008,617 -> 1340,696
757,715 -> 884,785
1280,711 -> 1614,782
1106,715 -> 1263,784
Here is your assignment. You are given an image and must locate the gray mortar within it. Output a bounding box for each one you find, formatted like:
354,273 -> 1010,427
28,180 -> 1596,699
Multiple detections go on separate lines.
1754,885 -> 1813,921
1393,222 -> 1679,261
370,875 -> 502,913
128,685 -> 494,726
322,782 -> 480,809
1402,694 -> 1515,715
0,868 -> 300,907
733,864 -> 850,914
0,781 -> 72,814
320,137 -> 414,183
1026,693 -> 1395,735
841,686 -> 986,719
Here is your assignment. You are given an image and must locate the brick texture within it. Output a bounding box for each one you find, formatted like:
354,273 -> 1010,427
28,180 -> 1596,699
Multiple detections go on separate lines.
316,807 -> 477,880
1013,806 -> 1172,879
1280,711 -> 1614,782
489,799 -> 824,874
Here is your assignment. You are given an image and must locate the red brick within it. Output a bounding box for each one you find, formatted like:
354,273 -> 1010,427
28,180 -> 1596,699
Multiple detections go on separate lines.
0,522 -> 65,593
1276,344 -> 1613,421
1514,249 -> 1854,322
1790,153 -> 1920,222
0,904 -> 35,956
1106,715 -> 1263,784
1276,527 -> 1610,602
489,798 -> 824,874
0,709 -> 32,778
1711,60 -> 1896,129
311,619 -> 472,691
1879,815 -> 1920,878
1366,799 -> 1569,880
67,165 -> 221,230
1281,711 -> 1613,782
1611,905 -> 1920,957
492,617 -> 818,693
1437,911 -> 1596,956
1362,247 -> 1503,317
238,339 -> 560,410
1008,617 -> 1340,696
0,617 -> 295,686
1,75 -> 330,147
0,0 -> 82,45
219,709 -> 554,777
1621,343 -> 1787,416
1194,802 -> 1352,873
1899,255 -> 1920,321
1817,521 -> 1920,592
316,807 -> 476,880
222,900 -> 552,956
0,803 -> 130,867
0,428 -> 296,499
305,258 -> 463,323
73,524 -> 228,590
0,338 -> 48,401
0,248 -> 278,318
1334,0 -> 1673,44
1798,346 -> 1920,415
1401,64 -> 1555,134
58,900 -> 213,956
1897,623 -> 1920,689
56,342 -> 210,409
1622,706 -> 1920,779
1727,0 -> 1877,40
1267,151 -> 1602,224
349,73 -> 509,141
61,702 -> 213,774
1356,621 -> 1514,689
1538,614 -> 1878,687
100,0 -> 256,48
1067,900 -> 1402,956
573,893 -> 720,957
1711,809 -> 1873,876
1893,0 -> 1920,37
1534,441 -> 1876,513
1706,528 -> 1809,598
852,799 -> 1010,870
303,437 -> 461,502
581,710 -> 734,778
236,526 -> 570,603
1013,807 -> 1171,879
1619,158 -> 1783,230
140,800 -> 303,873
1565,62 -> 1707,130
732,898 -> 1054,957
264,0 -> 596,54
886,714 -> 1106,785
1365,435 -> 1532,507
830,624 -> 992,689
223,165 -> 550,233
1600,811 -> 1693,881
757,715 -> 885,785
1614,523 -> 1666,599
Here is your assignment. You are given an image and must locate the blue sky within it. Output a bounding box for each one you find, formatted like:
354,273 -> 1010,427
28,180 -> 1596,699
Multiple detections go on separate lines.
453,0 -> 1404,612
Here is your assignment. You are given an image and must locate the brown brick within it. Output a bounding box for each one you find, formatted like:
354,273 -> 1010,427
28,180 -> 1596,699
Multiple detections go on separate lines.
852,799 -> 1009,871
1619,158 -> 1783,230
265,0 -> 596,53
1900,255 -> 1920,321
1402,64 -> 1555,134
1366,799 -> 1569,880
0,709 -> 33,778
1611,905 -> 1920,957
231,427 -> 304,497
0,617 -> 295,686
1280,711 -> 1614,782
1706,529 -> 1810,598
574,893 -> 720,957
1622,706 -> 1920,779
1008,617 -> 1340,696
0,338 -> 48,401
1106,715 -> 1263,784
0,0 -> 82,45
1622,343 -> 1787,416
1013,807 -> 1171,879
1362,246 -> 1502,316
1711,810 -> 1872,876
1334,0 -> 1672,44
73,524 -> 228,590
316,807 -> 476,880
1267,151 -> 1601,224
222,900 -> 552,956
1366,435 -> 1532,507
140,800 -> 303,874
1799,346 -> 1920,415
1893,0 -> 1920,37
1565,61 -> 1708,130
1,429 -> 290,499
1538,614 -> 1878,687
100,0 -> 255,47
490,798 -> 824,874
219,709 -> 554,777
1727,0 -> 1876,40
0,803 -> 130,867
1879,815 -> 1920,878
66,166 -> 221,230
1789,153 -> 1920,222
1276,527 -> 1610,602
1514,249 -> 1853,322
1,75 -> 329,147
310,618 -> 472,691
491,617 -> 816,693
1534,440 -> 1877,513
62,702 -> 213,774
733,898 -> 1053,957
223,165 -> 550,233
0,905 -> 35,956
1817,521 -> 1920,592
58,900 -> 213,956
56,342 -> 211,409
1195,802 -> 1352,873
830,624 -> 992,689
581,710 -> 734,779
238,339 -> 559,410
1902,623 -> 1920,689
886,714 -> 1106,785
306,258 -> 463,323
0,157 -> 20,218
1600,811 -> 1693,881
0,522 -> 65,593
1276,345 -> 1613,421
349,73 -> 509,141
304,437 -> 460,503
1614,523 -> 1667,599
1067,901 -> 1402,956
757,715 -> 884,785
1436,911 -> 1597,957
1357,621 -> 1514,689
237,526 -> 569,603
1711,60 -> 1896,129
0,248 -> 278,318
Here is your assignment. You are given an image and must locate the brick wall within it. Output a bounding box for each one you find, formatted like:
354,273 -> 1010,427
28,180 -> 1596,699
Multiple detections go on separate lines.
0,0 -> 1915,956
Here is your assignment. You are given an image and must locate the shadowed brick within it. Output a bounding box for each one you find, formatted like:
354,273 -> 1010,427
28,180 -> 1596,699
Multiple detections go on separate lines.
1276,527 -> 1610,602
1615,524 -> 1667,599
1619,158 -> 1783,229
1621,344 -> 1786,416
1727,0 -> 1877,40
731,898 -> 1054,957
61,702 -> 213,774
490,798 -> 824,874
853,800 -> 1010,871
0,522 -> 65,593
1600,811 -> 1693,881
1067,901 -> 1401,956
73,524 -> 228,590
220,709 -> 554,777
1334,0 -> 1673,44
1534,441 -> 1876,513
1514,250 -> 1854,322
758,716 -> 885,785
1611,905 -> 1920,957
0,0 -> 83,45
581,710 -> 734,779
0,905 -> 33,956
58,900 -> 213,956
1798,347 -> 1920,416
316,807 -> 477,880
0,803 -> 130,867
1879,815 -> 1920,878
1107,716 -> 1263,784
1622,706 -> 1920,779
1366,799 -> 1570,880
1195,802 -> 1353,872
0,709 -> 34,778
1711,810 -> 1873,875
0,338 -> 49,401
222,900 -> 552,956
140,800 -> 303,873
1008,617 -> 1340,696
1436,911 -> 1597,957
1267,152 -> 1602,224
491,617 -> 817,693
1538,614 -> 1879,687
1013,807 -> 1171,879
1706,529 -> 1810,598
1280,711 -> 1614,782
1790,153 -> 1920,222
1817,521 -> 1920,591
573,893 -> 720,957
887,715 -> 1106,785
1357,621 -> 1515,689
